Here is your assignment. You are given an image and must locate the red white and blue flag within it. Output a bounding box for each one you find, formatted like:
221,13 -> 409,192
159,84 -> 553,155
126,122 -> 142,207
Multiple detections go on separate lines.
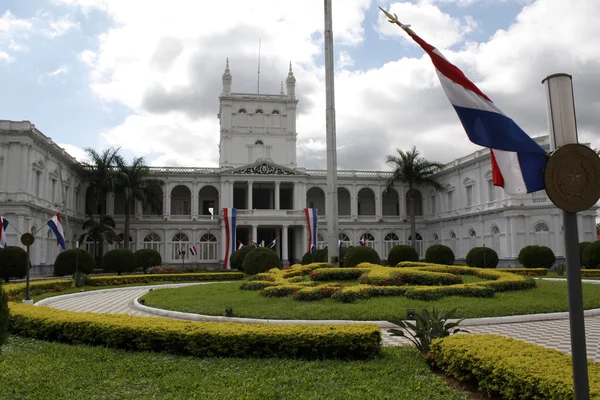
48,213 -> 66,250
359,235 -> 367,247
189,245 -> 197,256
237,241 -> 244,250
0,216 -> 9,250
338,239 -> 344,257
304,208 -> 318,253
387,16 -> 548,195
223,208 -> 236,269
251,238 -> 258,248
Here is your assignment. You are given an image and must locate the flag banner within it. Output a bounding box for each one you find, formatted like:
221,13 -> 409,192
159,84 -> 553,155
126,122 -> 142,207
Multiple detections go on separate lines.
260,240 -> 264,248
0,216 -> 9,250
338,240 -> 344,257
304,208 -> 318,253
251,238 -> 258,248
223,208 -> 236,269
359,235 -> 367,247
237,241 -> 244,250
310,244 -> 316,254
48,213 -> 66,250
267,237 -> 277,249
190,246 -> 197,256
381,9 -> 548,195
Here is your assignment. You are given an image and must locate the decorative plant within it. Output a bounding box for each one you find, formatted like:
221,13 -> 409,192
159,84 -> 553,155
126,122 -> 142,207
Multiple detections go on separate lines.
388,307 -> 468,354
555,263 -> 566,276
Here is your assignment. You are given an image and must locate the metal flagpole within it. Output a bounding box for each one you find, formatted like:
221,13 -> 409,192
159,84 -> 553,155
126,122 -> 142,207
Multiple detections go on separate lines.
324,0 -> 339,263
58,163 -> 71,249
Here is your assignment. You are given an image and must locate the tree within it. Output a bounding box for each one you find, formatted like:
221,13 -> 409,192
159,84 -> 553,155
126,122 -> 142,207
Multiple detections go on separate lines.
76,147 -> 122,261
115,157 -> 163,249
79,214 -> 117,265
385,147 -> 443,248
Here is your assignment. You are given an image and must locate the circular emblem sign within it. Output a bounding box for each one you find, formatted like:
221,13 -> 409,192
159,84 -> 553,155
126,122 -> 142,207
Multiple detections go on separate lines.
20,233 -> 35,246
544,143 -> 600,212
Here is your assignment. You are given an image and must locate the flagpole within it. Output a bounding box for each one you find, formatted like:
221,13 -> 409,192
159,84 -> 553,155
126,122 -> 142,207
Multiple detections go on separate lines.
58,163 -> 71,250
324,0 -> 339,264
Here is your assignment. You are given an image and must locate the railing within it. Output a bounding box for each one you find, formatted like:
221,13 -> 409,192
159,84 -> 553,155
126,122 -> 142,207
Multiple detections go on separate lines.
305,169 -> 393,178
148,166 -> 220,174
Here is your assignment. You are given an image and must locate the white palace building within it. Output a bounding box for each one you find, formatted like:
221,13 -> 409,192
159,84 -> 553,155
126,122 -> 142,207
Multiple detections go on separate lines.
0,62 -> 597,271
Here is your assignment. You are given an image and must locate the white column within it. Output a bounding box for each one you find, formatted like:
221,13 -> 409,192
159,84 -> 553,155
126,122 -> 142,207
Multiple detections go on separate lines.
302,224 -> 308,254
282,225 -> 289,264
350,185 -> 357,216
252,225 -> 258,243
375,186 -> 382,217
192,183 -> 199,218
275,181 -> 280,210
163,182 -> 171,216
20,143 -> 28,190
135,200 -> 143,219
221,222 -> 227,264
1,143 -> 8,191
106,193 -> 115,215
247,181 -> 253,209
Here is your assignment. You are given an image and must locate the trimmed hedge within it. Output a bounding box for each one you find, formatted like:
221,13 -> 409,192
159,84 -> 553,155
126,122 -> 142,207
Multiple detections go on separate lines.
8,303 -> 381,360
0,283 -> 8,352
344,246 -> 381,268
582,269 -> 600,277
430,334 -> 600,400
3,280 -> 73,301
518,245 -> 556,269
396,261 -> 437,268
243,247 -> 281,275
496,268 -> 548,276
583,240 -> 600,269
86,273 -> 243,287
292,284 -> 342,301
580,242 -> 592,268
102,248 -> 137,275
310,268 -> 366,281
0,246 -> 28,282
312,248 -> 328,263
231,245 -> 255,271
54,249 -> 94,276
465,247 -> 499,269
358,266 -> 462,287
387,245 -> 419,266
134,249 -> 162,273
425,244 -> 455,265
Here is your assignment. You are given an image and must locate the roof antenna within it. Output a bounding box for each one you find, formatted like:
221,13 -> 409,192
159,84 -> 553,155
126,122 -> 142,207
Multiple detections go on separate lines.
257,38 -> 261,94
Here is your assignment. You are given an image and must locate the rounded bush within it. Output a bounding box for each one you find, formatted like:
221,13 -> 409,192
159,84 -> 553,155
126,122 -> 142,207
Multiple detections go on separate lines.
0,246 -> 28,282
518,245 -> 556,269
579,242 -> 592,268
135,249 -> 162,273
101,248 -> 137,275
583,240 -> 600,269
0,284 -> 7,353
387,245 -> 419,266
242,247 -> 281,275
466,247 -> 499,269
301,251 -> 313,265
53,249 -> 94,276
231,245 -> 255,271
425,244 -> 455,265
344,246 -> 381,268
339,246 -> 352,267
312,248 -> 328,263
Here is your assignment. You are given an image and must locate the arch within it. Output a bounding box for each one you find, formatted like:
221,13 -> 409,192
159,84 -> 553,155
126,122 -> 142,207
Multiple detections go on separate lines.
463,177 -> 476,186
337,187 -> 351,216
255,140 -> 264,145
255,109 -> 263,114
382,188 -> 399,216
171,185 -> 192,215
171,232 -> 189,260
339,232 -> 351,246
433,233 -> 439,242
143,232 -> 162,253
534,222 -> 551,247
491,225 -> 500,252
484,170 -> 493,180
198,185 -> 219,216
198,233 -> 218,261
360,232 -> 375,248
468,228 -> 477,250
383,232 -> 400,257
238,108 -> 247,113
306,186 -> 326,215
47,229 -> 53,239
357,187 -> 375,215
115,233 -> 134,250
317,232 -> 326,249
406,189 -> 423,216
31,225 -> 37,235
469,228 -> 477,237
450,231 -> 456,239
271,109 -> 280,114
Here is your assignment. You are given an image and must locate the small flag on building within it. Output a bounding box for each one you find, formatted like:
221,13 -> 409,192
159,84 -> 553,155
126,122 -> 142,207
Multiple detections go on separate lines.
48,213 -> 66,250
0,216 -> 9,250
304,208 -> 318,253
237,241 -> 244,250
190,245 -> 197,256
359,235 -> 367,247
267,237 -> 277,249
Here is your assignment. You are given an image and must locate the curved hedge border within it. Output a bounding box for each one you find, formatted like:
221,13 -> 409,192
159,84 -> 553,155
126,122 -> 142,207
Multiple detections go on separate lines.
430,334 -> 600,400
496,268 -> 548,276
8,303 -> 381,360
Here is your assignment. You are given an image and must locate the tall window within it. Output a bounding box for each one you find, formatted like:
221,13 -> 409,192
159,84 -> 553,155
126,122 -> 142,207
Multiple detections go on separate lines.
115,234 -> 134,251
534,223 -> 550,247
447,191 -> 454,211
339,233 -> 351,247
430,195 -> 436,215
317,233 -> 326,249
35,171 -> 41,196
199,233 -> 217,261
408,233 -> 423,258
52,179 -> 57,202
488,180 -> 496,202
466,185 -> 473,207
143,233 -> 161,252
383,233 -> 400,258
491,226 -> 500,252
171,233 -> 189,260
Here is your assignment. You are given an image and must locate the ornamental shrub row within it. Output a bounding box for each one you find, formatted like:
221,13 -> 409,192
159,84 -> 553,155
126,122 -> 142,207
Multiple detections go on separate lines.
404,284 -> 495,301
292,284 -> 342,301
86,272 -> 243,287
496,268 -> 548,276
8,303 -> 382,360
430,334 -> 600,400
310,268 -> 367,281
358,266 -> 462,287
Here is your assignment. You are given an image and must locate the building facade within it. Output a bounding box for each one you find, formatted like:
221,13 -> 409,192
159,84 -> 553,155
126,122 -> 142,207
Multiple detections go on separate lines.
0,62 -> 596,270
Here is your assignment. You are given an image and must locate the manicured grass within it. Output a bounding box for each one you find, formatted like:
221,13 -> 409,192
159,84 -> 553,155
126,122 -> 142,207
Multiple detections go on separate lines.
142,279 -> 600,320
0,336 -> 469,400
546,272 -> 600,280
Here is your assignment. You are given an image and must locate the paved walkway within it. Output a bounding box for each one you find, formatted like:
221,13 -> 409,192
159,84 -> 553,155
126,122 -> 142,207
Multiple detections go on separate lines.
35,279 -> 600,361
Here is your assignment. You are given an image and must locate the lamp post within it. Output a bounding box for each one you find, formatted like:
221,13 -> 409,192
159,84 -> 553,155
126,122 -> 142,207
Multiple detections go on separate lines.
20,233 -> 35,304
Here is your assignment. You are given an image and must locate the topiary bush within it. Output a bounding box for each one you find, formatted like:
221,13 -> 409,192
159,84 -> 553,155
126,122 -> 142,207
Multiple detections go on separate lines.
387,245 -> 419,266
582,240 -> 600,269
579,242 -> 592,268
242,247 -> 281,275
344,246 -> 381,268
53,248 -> 94,276
466,247 -> 499,269
518,245 -> 556,269
312,248 -> 328,263
0,246 -> 28,282
301,251 -> 313,265
0,283 -> 8,354
134,249 -> 162,274
231,245 -> 255,271
339,246 -> 352,267
425,244 -> 455,265
101,248 -> 137,275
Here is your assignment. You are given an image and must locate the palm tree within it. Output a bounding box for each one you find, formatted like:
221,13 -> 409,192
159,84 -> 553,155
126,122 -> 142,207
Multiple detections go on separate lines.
76,147 -> 122,260
596,222 -> 600,235
115,157 -> 163,249
78,215 -> 117,265
385,146 -> 444,248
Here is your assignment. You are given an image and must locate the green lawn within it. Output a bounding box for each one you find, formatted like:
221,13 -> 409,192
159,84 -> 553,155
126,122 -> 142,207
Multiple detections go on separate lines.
142,279 -> 600,320
0,336 -> 469,400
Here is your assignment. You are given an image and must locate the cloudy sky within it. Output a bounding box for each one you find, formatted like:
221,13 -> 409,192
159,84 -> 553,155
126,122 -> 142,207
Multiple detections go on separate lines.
1,0 -> 599,172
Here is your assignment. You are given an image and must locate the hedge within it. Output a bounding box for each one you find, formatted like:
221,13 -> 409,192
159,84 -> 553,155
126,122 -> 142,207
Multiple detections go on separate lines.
8,303 -> 381,360
465,246 -> 499,269
0,246 -> 28,282
518,245 -> 556,269
231,245 -> 255,271
134,249 -> 162,273
0,283 -> 8,352
54,248 -> 95,276
425,244 -> 455,265
243,247 -> 280,275
344,246 -> 381,268
358,266 -> 462,287
583,240 -> 600,269
430,334 -> 600,400
496,268 -> 548,276
102,248 -> 137,275
310,268 -> 367,281
387,245 -> 419,266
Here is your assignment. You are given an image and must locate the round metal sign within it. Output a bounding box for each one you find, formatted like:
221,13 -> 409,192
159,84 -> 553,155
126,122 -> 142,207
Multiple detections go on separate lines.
20,233 -> 35,246
544,143 -> 600,212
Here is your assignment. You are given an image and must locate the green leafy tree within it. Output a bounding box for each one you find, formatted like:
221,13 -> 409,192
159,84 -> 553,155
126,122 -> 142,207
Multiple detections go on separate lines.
115,157 -> 163,249
385,147 -> 444,248
79,215 -> 117,265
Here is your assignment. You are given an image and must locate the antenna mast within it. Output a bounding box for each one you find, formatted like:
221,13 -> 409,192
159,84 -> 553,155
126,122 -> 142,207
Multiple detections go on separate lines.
257,38 -> 261,94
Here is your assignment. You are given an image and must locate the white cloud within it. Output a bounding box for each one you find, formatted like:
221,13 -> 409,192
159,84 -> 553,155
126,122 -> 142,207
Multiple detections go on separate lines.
338,51 -> 355,69
57,143 -> 89,162
48,66 -> 69,76
44,15 -> 79,38
0,11 -> 33,37
0,50 -> 13,63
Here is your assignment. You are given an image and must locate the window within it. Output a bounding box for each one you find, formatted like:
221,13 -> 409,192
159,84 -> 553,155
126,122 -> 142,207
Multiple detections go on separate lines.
534,223 -> 550,247
339,233 -> 351,247
430,195 -> 436,215
172,233 -> 189,260
433,233 -> 439,243
407,233 -> 423,258
447,191 -> 454,211
35,171 -> 41,196
52,179 -> 57,202
488,180 -> 496,202
491,226 -> 500,252
143,233 -> 161,252
255,109 -> 263,114
383,232 -> 399,257
361,233 -> 375,248
115,234 -> 134,251
317,233 -> 326,249
199,233 -> 217,261
238,108 -> 247,113
272,109 -> 280,114
466,185 -> 473,207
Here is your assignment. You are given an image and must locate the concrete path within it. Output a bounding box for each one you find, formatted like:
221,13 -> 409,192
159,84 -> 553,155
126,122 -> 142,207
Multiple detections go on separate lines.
35,279 -> 600,361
